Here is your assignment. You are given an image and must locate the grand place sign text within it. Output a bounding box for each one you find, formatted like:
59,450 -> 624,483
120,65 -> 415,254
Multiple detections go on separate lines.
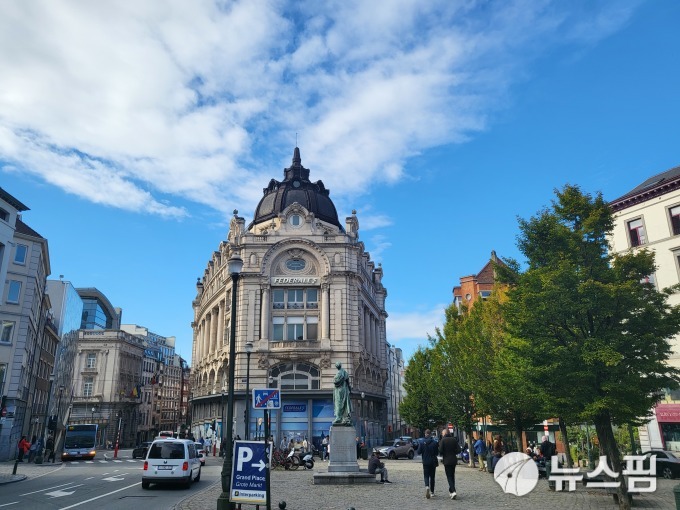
271,277 -> 319,286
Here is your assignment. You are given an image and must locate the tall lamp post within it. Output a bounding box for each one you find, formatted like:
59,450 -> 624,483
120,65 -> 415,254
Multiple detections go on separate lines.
218,251 -> 243,510
221,388 -> 226,454
361,392 -> 365,442
244,341 -> 253,440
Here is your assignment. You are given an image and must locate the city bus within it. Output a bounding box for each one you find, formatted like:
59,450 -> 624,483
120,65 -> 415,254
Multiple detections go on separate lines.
62,424 -> 98,460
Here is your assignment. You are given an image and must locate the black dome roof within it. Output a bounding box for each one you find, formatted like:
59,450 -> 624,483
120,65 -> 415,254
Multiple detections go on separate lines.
249,147 -> 343,231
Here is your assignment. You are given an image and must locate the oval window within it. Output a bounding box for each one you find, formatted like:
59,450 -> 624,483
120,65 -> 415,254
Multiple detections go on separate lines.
289,214 -> 302,227
286,259 -> 306,271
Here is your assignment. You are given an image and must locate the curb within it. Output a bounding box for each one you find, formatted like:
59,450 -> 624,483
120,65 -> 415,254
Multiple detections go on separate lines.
172,479 -> 221,510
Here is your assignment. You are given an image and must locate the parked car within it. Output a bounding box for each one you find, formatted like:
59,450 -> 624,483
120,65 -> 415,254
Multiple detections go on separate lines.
194,442 -> 207,466
641,450 -> 680,479
132,441 -> 153,459
376,438 -> 415,460
142,438 -> 201,489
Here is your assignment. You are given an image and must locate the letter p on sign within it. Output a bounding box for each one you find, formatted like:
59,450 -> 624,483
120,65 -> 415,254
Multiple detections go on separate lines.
237,447 -> 253,471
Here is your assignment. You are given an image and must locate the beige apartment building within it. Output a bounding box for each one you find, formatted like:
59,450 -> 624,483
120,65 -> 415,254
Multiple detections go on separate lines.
609,165 -> 680,451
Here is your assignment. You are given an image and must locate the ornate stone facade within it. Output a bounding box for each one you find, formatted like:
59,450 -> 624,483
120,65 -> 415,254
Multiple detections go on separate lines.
190,148 -> 389,449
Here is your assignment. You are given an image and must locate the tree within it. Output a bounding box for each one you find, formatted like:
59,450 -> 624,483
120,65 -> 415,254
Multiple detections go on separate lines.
503,184 -> 680,509
400,347 -> 448,432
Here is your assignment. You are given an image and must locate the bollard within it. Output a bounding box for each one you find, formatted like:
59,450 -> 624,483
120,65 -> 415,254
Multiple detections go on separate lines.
278,502 -> 286,509
674,484 -> 680,510
12,459 -> 19,475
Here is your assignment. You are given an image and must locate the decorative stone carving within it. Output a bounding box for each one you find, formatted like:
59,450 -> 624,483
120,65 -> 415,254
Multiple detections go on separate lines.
258,353 -> 269,369
320,352 -> 331,369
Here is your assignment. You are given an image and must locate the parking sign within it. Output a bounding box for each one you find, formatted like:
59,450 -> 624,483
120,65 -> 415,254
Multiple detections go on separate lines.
229,440 -> 271,504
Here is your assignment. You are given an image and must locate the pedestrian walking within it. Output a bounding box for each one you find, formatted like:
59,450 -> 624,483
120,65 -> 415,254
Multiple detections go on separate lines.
439,429 -> 461,500
28,435 -> 38,463
322,435 -> 329,461
17,436 -> 30,462
417,429 -> 439,499
45,434 -> 55,463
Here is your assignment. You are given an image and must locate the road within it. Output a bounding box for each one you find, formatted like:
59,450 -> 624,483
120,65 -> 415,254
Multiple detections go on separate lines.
1,449 -> 222,510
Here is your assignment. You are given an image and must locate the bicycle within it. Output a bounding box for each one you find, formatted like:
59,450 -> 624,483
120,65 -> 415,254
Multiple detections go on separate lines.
272,449 -> 287,470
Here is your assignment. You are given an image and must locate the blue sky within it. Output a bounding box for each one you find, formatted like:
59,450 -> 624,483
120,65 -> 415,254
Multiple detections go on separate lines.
1,0 -> 678,364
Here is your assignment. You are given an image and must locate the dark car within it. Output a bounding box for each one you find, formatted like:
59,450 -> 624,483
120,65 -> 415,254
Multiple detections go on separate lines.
641,450 -> 680,479
132,441 -> 153,459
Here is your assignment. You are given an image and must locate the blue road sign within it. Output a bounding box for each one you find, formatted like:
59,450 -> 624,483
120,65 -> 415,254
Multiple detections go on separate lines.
229,440 -> 270,504
252,388 -> 281,409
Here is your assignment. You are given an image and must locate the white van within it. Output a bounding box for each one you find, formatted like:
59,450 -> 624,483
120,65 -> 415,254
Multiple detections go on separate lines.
142,438 -> 201,489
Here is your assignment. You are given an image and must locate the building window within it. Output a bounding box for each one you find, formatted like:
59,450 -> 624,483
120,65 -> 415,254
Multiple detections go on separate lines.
628,218 -> 646,247
479,290 -> 491,299
14,244 -> 27,265
83,377 -> 94,397
269,362 -> 320,390
86,353 -> 96,368
671,206 -> 680,236
0,208 -> 8,222
7,280 -> 21,303
272,315 -> 318,341
0,321 -> 13,343
288,289 -> 304,309
641,274 -> 657,288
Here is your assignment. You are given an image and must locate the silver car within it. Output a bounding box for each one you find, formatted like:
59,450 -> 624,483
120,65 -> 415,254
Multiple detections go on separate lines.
377,439 -> 415,460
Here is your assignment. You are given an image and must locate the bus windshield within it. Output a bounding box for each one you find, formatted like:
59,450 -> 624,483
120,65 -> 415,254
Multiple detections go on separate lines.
64,425 -> 97,449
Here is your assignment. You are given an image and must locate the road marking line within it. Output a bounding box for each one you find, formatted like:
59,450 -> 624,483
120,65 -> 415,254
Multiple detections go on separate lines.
21,483 -> 78,496
57,482 -> 140,510
0,502 -> 19,507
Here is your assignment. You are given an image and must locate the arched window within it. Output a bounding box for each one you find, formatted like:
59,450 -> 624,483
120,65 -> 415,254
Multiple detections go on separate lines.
269,362 -> 320,390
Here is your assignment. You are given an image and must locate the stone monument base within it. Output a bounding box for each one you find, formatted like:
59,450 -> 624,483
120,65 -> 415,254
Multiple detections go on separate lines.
313,425 -> 376,485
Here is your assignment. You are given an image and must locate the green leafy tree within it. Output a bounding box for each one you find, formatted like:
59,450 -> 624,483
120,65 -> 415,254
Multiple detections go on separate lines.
400,347 -> 448,433
503,184 -> 680,509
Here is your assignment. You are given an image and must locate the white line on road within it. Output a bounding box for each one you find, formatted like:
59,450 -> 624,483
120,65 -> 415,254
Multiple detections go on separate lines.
20,483 -> 79,496
57,482 -> 140,510
0,502 -> 19,508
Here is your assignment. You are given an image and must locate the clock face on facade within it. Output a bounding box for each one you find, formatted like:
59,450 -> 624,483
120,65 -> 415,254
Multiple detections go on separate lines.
286,259 -> 306,271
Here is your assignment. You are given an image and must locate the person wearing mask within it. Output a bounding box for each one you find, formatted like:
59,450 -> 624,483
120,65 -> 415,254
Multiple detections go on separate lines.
439,429 -> 461,500
368,449 -> 392,483
417,429 -> 439,499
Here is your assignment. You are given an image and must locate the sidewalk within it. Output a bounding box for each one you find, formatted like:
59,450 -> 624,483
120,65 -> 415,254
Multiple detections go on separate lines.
175,460 -> 678,510
0,459 -> 63,484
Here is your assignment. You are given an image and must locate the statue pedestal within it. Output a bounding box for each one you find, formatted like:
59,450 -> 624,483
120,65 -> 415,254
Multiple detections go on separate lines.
313,425 -> 376,485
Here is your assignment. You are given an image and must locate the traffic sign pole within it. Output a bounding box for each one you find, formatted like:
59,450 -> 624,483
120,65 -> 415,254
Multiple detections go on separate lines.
265,409 -> 271,510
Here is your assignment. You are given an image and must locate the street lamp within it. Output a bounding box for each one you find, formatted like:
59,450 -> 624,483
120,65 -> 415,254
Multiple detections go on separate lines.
218,251 -> 243,510
91,406 -> 96,424
221,388 -> 226,452
361,392 -> 365,443
245,340 -> 253,440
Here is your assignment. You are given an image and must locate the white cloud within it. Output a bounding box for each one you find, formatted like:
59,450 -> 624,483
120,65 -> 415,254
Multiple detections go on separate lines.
387,304 -> 447,343
0,0 -> 639,219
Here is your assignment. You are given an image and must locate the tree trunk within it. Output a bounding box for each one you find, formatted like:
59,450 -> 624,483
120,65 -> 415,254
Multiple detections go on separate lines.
593,412 -> 630,510
465,426 -> 475,467
558,416 -> 573,468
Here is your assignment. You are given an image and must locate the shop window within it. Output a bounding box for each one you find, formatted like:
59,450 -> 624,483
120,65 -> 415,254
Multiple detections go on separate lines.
627,218 -> 646,247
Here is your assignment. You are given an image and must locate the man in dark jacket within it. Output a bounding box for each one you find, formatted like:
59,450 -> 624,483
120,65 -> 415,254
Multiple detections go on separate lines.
439,429 -> 461,500
367,450 -> 392,483
417,429 -> 439,499
540,435 -> 557,490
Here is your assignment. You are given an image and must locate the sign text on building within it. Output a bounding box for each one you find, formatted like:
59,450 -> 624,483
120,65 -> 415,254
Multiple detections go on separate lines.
271,277 -> 319,286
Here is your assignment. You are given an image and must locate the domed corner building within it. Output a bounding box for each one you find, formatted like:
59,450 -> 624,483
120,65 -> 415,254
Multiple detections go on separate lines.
190,147 -> 389,451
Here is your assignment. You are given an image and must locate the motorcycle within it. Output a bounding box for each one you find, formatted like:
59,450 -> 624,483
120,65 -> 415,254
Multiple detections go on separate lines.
459,446 -> 470,463
284,448 -> 300,470
301,450 -> 314,469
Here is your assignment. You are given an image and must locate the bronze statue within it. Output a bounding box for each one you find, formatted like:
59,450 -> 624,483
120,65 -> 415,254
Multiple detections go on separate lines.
333,362 -> 352,425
